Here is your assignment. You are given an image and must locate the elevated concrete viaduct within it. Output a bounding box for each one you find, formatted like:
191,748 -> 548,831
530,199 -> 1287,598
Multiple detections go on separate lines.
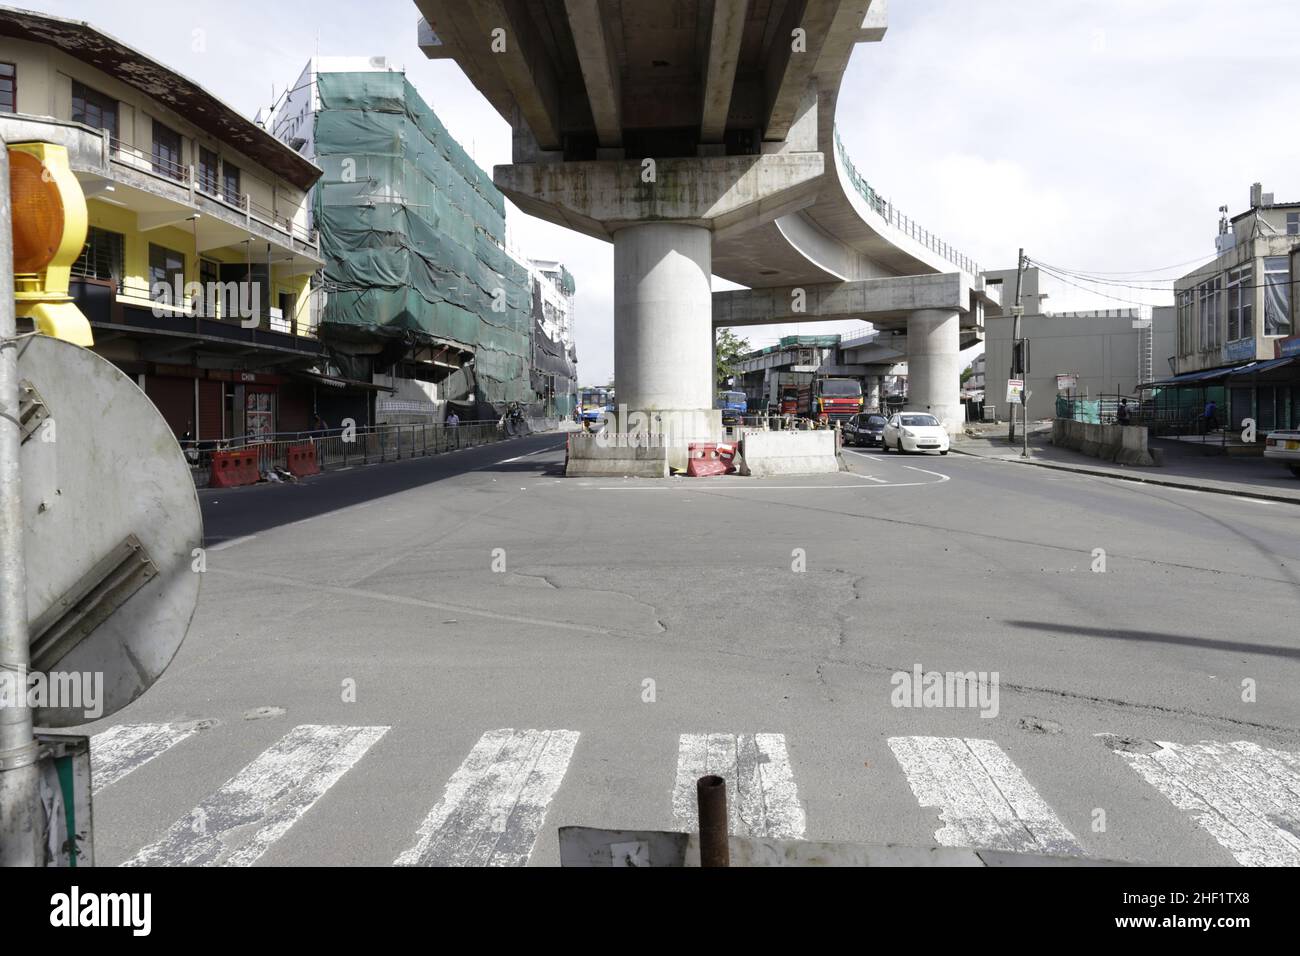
416,0 -> 996,457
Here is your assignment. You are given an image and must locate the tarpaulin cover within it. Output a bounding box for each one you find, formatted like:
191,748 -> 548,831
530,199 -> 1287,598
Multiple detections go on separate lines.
313,72 -> 531,408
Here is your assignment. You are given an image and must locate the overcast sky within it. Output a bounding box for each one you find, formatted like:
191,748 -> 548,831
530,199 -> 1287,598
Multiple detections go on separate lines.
35,0 -> 1300,383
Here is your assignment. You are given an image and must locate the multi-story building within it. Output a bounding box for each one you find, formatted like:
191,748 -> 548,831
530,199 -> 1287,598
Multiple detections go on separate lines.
0,6 -> 335,442
983,267 -> 1176,408
1165,184 -> 1299,431
526,259 -> 578,417
266,56 -> 577,423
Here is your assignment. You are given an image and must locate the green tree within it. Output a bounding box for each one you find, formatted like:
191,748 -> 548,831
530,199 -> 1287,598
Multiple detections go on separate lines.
715,328 -> 751,386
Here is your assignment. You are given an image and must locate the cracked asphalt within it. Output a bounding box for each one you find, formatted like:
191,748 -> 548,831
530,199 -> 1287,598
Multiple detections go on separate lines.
77,431 -> 1300,865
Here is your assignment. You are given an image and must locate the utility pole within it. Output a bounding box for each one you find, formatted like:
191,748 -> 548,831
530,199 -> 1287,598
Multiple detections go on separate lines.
0,143 -> 42,866
1007,248 -> 1026,443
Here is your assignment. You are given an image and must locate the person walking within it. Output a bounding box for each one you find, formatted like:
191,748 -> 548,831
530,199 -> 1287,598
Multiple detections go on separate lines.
1116,399 -> 1131,426
1203,398 -> 1218,435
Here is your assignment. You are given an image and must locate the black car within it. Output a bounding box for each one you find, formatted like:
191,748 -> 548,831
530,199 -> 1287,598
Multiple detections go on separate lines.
844,413 -> 886,447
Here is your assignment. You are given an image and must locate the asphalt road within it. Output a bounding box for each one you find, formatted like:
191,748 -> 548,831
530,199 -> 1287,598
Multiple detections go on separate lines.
76,433 -> 1300,867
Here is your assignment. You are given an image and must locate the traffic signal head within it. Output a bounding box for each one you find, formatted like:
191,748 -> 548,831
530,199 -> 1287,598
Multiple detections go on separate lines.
8,141 -> 93,346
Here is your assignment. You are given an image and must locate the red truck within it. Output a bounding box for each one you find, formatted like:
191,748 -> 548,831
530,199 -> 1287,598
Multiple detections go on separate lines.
796,377 -> 864,423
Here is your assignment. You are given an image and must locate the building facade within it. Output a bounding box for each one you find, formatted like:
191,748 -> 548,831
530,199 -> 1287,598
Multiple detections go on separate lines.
266,57 -> 576,424
983,267 -> 1176,410
1161,184 -> 1300,432
0,7 -> 334,443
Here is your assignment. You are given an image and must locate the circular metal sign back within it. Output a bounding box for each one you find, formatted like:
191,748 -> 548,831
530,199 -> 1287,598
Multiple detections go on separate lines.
16,335 -> 202,727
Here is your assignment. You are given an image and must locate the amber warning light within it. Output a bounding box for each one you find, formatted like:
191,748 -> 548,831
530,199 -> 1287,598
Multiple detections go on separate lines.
7,142 -> 93,346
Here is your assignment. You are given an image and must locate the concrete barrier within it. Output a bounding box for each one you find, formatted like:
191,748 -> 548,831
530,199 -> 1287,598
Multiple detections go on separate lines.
738,430 -> 842,477
1052,419 -> 1155,466
565,432 -> 669,478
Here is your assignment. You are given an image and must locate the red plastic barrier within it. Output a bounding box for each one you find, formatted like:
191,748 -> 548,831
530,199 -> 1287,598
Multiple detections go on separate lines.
687,442 -> 727,477
716,441 -> 738,474
209,449 -> 260,488
286,443 -> 320,478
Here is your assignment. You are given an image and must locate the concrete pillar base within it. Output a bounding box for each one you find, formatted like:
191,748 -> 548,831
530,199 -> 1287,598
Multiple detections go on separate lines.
906,309 -> 963,435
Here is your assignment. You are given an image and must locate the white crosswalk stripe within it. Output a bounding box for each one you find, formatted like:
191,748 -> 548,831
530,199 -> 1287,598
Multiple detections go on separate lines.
122,724 -> 388,867
90,721 -> 1300,866
394,728 -> 580,867
888,736 -> 1083,856
672,733 -> 806,839
1108,738 -> 1300,867
90,722 -> 200,794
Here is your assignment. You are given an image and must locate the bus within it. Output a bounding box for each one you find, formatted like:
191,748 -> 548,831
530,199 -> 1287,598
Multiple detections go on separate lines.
715,389 -> 748,425
578,386 -> 613,424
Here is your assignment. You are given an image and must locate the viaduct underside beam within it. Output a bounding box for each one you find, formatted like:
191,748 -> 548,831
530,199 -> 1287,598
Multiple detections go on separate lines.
712,273 -> 971,328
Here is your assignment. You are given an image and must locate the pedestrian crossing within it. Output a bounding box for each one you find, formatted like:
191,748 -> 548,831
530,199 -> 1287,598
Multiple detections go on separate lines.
88,722 -> 1300,867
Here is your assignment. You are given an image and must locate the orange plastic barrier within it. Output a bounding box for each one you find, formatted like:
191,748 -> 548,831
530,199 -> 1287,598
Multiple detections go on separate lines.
209,449 -> 260,488
687,442 -> 727,477
286,443 -> 320,478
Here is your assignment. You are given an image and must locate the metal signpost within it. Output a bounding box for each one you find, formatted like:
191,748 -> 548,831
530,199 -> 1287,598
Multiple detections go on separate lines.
0,143 -> 42,866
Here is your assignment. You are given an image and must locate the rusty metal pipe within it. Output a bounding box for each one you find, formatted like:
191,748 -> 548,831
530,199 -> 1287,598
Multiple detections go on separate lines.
697,774 -> 729,867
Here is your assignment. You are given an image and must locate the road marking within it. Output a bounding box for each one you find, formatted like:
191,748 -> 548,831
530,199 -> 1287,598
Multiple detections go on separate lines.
90,723 -> 200,794
888,736 -> 1082,855
206,535 -> 256,552
493,442 -> 566,465
1109,738 -> 1300,866
395,728 -> 580,866
123,724 -> 388,867
673,733 -> 806,839
902,465 -> 952,482
844,450 -> 885,462
848,473 -> 889,483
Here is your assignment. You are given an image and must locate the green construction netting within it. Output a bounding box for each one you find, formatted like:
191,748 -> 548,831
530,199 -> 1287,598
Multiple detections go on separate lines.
314,71 -> 531,406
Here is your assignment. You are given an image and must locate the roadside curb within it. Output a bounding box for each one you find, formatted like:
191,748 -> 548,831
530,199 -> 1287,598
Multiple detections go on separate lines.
949,445 -> 1300,506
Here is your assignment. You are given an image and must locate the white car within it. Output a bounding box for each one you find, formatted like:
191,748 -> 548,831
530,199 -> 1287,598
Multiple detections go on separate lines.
882,411 -> 950,454
1264,429 -> 1300,478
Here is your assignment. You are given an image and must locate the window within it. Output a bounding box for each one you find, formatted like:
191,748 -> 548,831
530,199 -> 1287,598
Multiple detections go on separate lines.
1198,276 -> 1222,349
1226,264 -> 1253,342
222,161 -> 241,205
1178,290 -> 1194,355
278,291 -> 297,332
148,243 -> 185,307
72,227 -> 125,288
1264,257 -> 1292,336
197,146 -> 219,195
0,63 -> 15,113
198,258 -> 220,317
152,119 -> 184,181
1289,212 -> 1299,236
71,81 -> 118,141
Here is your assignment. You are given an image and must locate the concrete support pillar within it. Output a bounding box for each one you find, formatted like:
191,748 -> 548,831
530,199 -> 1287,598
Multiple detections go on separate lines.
906,309 -> 963,434
612,222 -> 721,465
864,376 -> 882,413
614,222 -> 713,411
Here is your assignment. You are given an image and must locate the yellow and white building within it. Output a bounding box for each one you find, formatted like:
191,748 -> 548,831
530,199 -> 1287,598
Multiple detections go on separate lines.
0,5 -> 358,442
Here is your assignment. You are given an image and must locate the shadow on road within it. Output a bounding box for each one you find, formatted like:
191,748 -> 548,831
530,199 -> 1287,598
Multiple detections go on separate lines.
1005,620 -> 1300,661
200,434 -> 566,545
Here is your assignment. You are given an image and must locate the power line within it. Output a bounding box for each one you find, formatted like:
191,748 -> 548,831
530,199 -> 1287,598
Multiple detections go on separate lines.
1032,258 -> 1300,297
1030,262 -> 1167,308
1029,251 -> 1221,279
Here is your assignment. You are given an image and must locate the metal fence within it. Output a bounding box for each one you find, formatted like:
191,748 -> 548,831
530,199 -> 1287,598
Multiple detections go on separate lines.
188,419 -> 552,486
1056,393 -> 1231,442
833,127 -> 982,278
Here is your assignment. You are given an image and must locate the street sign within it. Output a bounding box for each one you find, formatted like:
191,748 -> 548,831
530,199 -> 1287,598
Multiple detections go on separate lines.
1055,373 -> 1077,392
17,335 -> 203,726
1006,379 -> 1024,404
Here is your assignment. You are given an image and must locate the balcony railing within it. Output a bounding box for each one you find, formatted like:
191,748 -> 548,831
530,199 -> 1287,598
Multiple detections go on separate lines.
105,135 -> 318,250
832,126 -> 981,278
69,266 -> 321,338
